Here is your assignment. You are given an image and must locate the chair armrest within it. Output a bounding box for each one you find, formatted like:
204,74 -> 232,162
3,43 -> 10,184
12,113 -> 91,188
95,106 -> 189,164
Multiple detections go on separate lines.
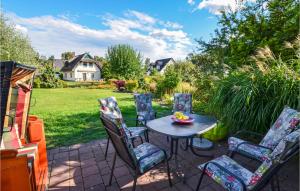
201,161 -> 247,191
236,141 -> 272,151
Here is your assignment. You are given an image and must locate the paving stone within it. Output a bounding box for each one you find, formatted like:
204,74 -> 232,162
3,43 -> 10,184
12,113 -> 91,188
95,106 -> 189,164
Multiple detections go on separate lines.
54,152 -> 70,160
83,174 -> 103,188
105,182 -> 120,191
113,166 -> 131,178
49,173 -> 70,187
81,158 -> 97,167
86,183 -> 106,191
69,167 -> 82,178
82,165 -> 100,177
100,166 -> 111,176
80,152 -> 95,161
51,164 -> 69,176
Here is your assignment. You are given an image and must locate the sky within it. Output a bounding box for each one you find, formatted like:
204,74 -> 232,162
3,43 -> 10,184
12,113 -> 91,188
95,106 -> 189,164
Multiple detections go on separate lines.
1,0 -> 248,60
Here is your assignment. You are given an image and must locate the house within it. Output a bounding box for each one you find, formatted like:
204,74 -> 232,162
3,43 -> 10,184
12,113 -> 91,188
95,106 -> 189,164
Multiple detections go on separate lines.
148,58 -> 175,75
60,53 -> 101,81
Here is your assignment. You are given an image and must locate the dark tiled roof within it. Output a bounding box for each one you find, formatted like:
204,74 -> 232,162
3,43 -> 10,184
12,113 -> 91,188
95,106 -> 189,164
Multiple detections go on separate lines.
60,53 -> 101,72
151,58 -> 174,72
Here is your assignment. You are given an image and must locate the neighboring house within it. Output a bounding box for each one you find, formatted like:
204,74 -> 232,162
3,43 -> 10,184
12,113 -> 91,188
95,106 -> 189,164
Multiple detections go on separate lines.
147,58 -> 175,75
60,53 -> 101,81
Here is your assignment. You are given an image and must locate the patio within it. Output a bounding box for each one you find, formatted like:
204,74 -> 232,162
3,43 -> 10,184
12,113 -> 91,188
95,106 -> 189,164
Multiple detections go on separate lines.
47,131 -> 299,191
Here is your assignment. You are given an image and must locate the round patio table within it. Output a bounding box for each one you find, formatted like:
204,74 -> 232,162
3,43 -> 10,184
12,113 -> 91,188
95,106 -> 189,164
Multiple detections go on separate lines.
146,114 -> 217,182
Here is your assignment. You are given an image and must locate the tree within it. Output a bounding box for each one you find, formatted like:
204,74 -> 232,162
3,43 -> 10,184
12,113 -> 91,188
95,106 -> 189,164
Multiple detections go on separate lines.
35,58 -> 65,88
0,14 -> 39,66
106,44 -> 142,79
61,52 -> 75,60
94,56 -> 111,80
196,0 -> 299,69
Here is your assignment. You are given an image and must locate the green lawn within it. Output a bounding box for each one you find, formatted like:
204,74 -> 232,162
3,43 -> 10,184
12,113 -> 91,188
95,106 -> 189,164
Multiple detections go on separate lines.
30,88 -> 169,148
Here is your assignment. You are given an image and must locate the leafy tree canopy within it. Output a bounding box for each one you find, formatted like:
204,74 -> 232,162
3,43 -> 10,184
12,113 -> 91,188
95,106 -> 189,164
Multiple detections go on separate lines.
0,14 -> 39,67
106,44 -> 142,80
196,0 -> 299,69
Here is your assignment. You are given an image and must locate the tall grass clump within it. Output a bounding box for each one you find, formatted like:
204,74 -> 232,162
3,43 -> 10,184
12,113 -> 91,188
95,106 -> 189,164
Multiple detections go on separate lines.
209,38 -> 300,133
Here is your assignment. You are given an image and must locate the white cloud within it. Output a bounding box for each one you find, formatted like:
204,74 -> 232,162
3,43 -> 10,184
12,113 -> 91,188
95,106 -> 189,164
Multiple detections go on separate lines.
160,21 -> 183,29
15,24 -> 28,33
190,0 -> 256,15
127,10 -> 156,24
188,0 -> 195,5
7,11 -> 193,60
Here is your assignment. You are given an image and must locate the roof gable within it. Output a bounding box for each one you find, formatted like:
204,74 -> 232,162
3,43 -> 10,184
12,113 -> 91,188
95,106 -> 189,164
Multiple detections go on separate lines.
61,53 -> 101,72
152,58 -> 175,72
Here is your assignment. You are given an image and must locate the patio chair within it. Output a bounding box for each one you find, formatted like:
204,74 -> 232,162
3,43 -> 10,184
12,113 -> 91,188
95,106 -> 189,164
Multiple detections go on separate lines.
173,93 -> 192,114
98,97 -> 148,159
134,93 -> 156,126
228,107 -> 299,162
196,128 -> 300,191
100,114 -> 172,191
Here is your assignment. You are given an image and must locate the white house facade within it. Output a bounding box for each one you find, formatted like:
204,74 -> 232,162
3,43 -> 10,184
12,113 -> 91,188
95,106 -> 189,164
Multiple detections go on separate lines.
61,53 -> 101,81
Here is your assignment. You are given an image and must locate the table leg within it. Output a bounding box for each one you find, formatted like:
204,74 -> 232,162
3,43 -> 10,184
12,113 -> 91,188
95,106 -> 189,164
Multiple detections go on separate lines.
167,137 -> 174,161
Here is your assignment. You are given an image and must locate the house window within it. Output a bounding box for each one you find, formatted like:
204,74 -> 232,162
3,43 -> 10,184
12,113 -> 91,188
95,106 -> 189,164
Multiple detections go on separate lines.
70,73 -> 72,78
89,63 -> 93,67
64,73 -> 67,78
91,73 -> 95,79
83,63 -> 87,67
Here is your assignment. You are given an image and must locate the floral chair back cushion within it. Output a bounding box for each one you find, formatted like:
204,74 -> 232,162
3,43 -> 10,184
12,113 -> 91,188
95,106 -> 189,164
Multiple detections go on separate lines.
98,97 -> 123,119
173,93 -> 192,114
134,93 -> 155,121
248,129 -> 300,188
134,93 -> 153,113
260,107 -> 299,149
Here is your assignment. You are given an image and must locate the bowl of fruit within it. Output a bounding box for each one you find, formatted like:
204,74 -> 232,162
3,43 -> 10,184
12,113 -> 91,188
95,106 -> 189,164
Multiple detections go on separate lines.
171,112 -> 194,124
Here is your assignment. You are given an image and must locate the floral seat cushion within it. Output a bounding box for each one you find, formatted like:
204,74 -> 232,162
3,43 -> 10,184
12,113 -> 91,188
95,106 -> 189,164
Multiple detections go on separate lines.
173,93 -> 192,114
228,137 -> 272,161
126,126 -> 147,138
198,155 -> 253,191
134,142 -> 165,173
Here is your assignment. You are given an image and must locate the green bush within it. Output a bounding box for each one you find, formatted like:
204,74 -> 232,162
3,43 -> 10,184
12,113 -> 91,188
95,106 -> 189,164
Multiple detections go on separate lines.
125,80 -> 138,92
209,46 -> 300,133
33,77 -> 41,88
156,68 -> 181,98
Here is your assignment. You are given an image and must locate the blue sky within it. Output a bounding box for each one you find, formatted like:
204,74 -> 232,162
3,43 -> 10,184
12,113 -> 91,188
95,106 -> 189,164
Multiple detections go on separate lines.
2,0 -> 243,60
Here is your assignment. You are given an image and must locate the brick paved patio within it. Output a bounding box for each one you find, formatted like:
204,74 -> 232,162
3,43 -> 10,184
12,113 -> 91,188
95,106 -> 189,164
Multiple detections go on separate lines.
47,131 -> 299,191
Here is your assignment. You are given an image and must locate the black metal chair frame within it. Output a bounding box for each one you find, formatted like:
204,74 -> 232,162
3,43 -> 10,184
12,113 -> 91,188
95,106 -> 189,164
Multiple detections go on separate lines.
102,115 -> 149,159
196,139 -> 299,191
100,115 -> 172,191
